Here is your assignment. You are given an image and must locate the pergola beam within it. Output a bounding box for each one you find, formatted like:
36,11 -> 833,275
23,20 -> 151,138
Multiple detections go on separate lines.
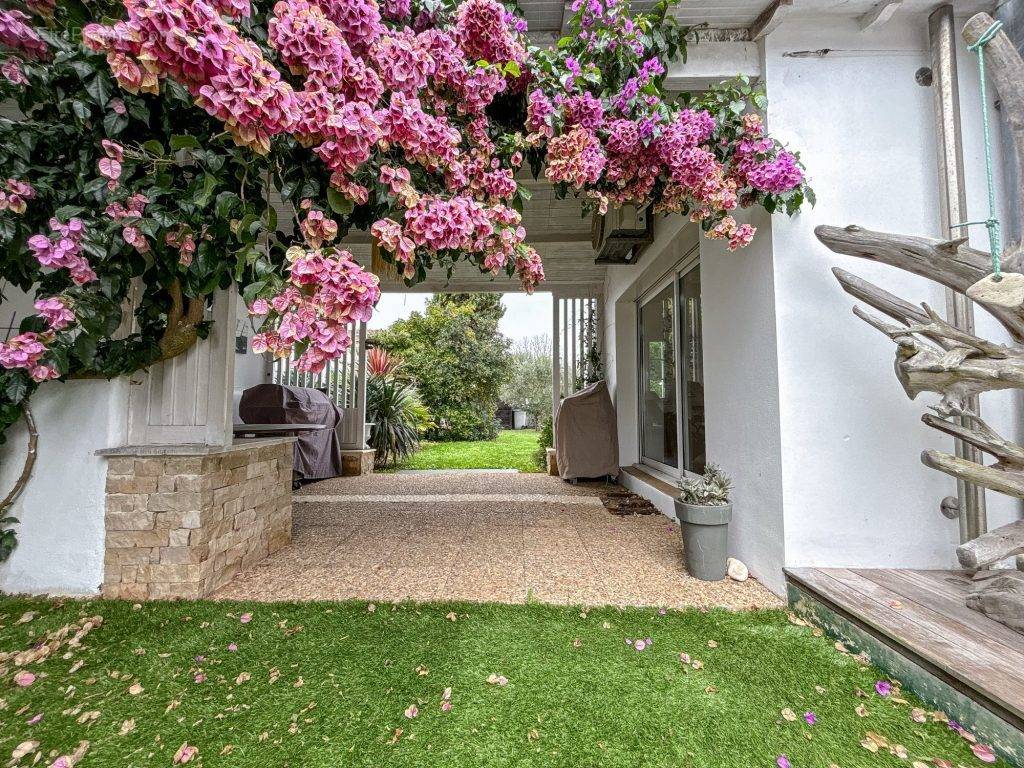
859,1 -> 903,31
663,42 -> 761,91
749,0 -> 793,41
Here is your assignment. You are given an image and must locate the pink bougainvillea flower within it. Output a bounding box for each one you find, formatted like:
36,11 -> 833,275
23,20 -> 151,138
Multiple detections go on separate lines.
13,670 -> 36,687
34,297 -> 74,330
248,299 -> 270,316
26,713 -> 43,725
441,699 -> 452,712
803,711 -> 816,725
874,680 -> 892,697
98,157 -> 121,189
101,139 -> 123,162
404,704 -> 418,718
240,613 -> 252,624
29,364 -> 59,382
776,755 -> 791,768
971,744 -> 996,763
227,642 -> 238,652
1,57 -> 27,85
633,639 -> 647,651
194,673 -> 206,683
173,743 -> 198,765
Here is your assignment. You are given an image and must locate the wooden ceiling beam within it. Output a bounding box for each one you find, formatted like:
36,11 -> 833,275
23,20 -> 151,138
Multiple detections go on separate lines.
859,0 -> 903,31
749,0 -> 793,41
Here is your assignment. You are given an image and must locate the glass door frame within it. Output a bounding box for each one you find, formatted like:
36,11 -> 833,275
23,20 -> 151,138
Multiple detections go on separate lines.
636,246 -> 701,479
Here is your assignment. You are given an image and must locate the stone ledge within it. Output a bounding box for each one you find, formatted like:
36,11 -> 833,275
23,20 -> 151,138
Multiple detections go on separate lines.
102,439 -> 293,600
96,437 -> 296,457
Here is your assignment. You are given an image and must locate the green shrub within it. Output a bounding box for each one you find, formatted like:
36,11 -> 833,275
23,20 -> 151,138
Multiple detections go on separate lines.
366,375 -> 423,468
534,415 -> 553,467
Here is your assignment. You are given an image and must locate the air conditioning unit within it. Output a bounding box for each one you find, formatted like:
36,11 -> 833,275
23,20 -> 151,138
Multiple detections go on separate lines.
592,204 -> 655,265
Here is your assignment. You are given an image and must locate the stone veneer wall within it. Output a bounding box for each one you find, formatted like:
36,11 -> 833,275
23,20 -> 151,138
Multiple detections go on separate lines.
101,439 -> 293,600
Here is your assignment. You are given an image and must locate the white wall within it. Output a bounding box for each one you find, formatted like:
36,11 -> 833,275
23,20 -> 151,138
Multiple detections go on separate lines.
602,12 -> 1023,594
0,288 -> 127,595
700,208 -> 788,593
232,300 -> 271,422
764,14 -> 1022,571
0,379 -> 127,595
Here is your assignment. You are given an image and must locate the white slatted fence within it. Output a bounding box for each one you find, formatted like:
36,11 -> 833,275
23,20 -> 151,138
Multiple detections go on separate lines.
551,291 -> 602,421
271,321 -> 368,449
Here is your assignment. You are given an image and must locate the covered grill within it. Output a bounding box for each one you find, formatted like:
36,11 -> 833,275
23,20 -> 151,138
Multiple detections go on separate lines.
554,380 -> 619,481
238,384 -> 344,482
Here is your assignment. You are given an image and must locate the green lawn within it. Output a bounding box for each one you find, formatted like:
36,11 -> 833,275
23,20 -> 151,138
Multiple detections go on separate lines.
0,598 -> 1005,767
391,428 -> 543,472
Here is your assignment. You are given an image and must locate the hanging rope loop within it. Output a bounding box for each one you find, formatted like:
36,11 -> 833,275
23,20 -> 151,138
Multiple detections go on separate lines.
955,20 -> 1004,280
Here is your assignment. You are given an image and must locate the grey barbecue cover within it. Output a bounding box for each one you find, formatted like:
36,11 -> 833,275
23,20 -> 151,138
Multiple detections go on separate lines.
554,380 -> 619,480
238,384 -> 344,481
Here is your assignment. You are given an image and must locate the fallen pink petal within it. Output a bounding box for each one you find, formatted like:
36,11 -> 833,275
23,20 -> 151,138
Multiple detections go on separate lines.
13,671 -> 36,687
404,704 -> 418,719
803,712 -> 816,725
776,754 -> 792,768
971,744 -> 997,763
240,613 -> 252,624
875,680 -> 892,697
227,643 -> 238,652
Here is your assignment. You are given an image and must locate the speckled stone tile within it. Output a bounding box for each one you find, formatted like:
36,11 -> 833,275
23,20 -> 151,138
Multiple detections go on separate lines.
211,471 -> 781,609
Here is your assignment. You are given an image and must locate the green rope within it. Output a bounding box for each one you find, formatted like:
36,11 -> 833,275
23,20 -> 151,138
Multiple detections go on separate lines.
956,20 -> 1004,280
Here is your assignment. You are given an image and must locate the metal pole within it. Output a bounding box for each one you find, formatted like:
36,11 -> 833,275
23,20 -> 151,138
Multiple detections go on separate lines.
929,5 -> 987,543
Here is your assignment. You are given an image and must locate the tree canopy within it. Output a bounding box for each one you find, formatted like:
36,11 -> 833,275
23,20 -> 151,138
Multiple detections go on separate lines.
372,293 -> 511,440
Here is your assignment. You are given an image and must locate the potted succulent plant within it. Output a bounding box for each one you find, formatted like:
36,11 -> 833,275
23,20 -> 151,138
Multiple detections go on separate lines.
675,465 -> 733,581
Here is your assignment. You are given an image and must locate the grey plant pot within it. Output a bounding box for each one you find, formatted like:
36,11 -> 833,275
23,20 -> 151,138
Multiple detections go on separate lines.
674,500 -> 733,581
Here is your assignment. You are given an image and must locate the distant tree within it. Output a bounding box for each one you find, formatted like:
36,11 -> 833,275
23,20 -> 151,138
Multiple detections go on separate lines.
372,294 -> 511,441
500,334 -> 552,427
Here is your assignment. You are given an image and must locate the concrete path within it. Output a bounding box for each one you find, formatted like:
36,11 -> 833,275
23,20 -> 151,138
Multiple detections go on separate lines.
212,471 -> 780,609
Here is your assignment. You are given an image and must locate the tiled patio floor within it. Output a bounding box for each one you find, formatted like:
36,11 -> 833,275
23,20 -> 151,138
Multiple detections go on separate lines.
212,472 -> 780,610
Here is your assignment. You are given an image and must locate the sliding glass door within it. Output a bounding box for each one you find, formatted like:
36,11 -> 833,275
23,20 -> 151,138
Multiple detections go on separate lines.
639,283 -> 678,471
679,266 -> 706,474
638,261 -> 705,476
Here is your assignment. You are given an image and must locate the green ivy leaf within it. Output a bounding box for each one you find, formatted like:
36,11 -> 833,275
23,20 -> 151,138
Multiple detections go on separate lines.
327,188 -> 354,216
170,134 -> 202,150
4,376 -> 28,404
84,74 -> 111,106
71,100 -> 91,120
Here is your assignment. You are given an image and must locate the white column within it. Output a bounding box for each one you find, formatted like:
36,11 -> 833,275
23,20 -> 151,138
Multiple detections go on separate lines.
126,287 -> 237,447
551,295 -> 561,428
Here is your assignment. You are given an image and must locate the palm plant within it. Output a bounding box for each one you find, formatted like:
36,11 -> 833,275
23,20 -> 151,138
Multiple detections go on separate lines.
366,374 -> 422,468
367,347 -> 402,377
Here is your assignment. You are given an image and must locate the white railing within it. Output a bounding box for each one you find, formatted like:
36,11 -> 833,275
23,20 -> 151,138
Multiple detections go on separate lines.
271,320 -> 368,449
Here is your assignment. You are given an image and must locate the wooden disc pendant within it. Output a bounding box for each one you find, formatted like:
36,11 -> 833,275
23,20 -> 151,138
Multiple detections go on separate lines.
966,272 -> 1024,308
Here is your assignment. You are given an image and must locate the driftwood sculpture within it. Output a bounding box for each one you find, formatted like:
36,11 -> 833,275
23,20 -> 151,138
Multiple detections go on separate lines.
816,12 -> 1024,632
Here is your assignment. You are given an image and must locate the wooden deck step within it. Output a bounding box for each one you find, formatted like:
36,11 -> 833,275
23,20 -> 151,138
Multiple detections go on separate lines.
787,567 -> 1024,729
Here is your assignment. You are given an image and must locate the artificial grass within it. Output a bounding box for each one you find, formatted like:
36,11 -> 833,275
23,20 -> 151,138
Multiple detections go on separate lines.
0,597 -> 1005,767
390,428 -> 543,472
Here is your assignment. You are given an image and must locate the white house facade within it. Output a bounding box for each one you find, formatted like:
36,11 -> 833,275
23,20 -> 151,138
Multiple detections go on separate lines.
1,0 -> 1022,600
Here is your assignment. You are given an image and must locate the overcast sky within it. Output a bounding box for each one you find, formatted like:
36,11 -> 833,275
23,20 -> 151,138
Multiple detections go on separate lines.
368,292 -> 553,344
